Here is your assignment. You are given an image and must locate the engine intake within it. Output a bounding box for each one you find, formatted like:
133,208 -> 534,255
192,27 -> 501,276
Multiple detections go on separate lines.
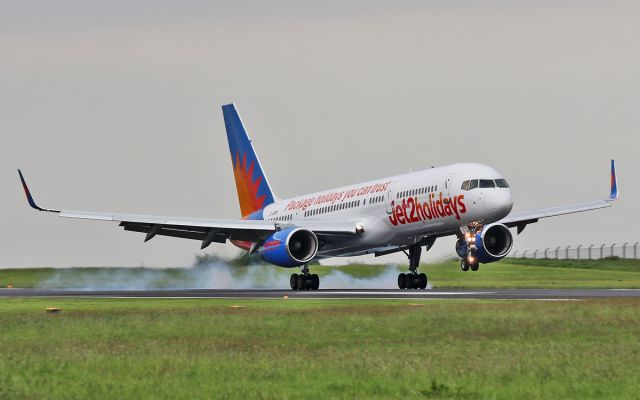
456,224 -> 513,264
257,228 -> 319,267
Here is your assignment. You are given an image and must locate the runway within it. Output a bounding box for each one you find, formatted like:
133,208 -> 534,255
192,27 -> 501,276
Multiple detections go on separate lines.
1,288 -> 640,300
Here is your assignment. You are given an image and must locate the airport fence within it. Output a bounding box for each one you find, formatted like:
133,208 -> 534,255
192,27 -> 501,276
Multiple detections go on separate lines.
511,242 -> 640,260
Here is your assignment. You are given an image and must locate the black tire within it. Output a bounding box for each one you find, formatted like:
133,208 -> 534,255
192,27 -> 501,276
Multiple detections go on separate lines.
470,263 -> 479,272
460,260 -> 470,272
297,274 -> 306,290
290,274 -> 299,290
311,274 -> 320,290
398,273 -> 407,289
419,273 -> 427,289
406,275 -> 415,289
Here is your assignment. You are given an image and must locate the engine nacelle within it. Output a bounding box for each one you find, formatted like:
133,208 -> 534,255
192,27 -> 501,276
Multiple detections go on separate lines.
456,224 -> 513,263
257,227 -> 319,267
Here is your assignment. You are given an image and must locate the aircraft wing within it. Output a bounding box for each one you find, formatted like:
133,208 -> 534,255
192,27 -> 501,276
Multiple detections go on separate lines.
18,170 -> 360,249
498,160 -> 618,234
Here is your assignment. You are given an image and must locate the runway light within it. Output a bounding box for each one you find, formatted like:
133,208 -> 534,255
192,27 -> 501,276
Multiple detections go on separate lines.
228,305 -> 245,310
283,295 -> 289,299
46,307 -> 62,314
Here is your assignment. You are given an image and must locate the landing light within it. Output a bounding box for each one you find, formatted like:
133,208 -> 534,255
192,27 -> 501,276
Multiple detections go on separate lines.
467,256 -> 475,264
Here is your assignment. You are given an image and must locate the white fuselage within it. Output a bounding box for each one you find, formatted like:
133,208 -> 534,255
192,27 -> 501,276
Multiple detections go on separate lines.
261,163 -> 513,259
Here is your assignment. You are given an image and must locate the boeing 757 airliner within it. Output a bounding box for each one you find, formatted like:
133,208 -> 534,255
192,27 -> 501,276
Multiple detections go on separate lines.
18,104 -> 618,290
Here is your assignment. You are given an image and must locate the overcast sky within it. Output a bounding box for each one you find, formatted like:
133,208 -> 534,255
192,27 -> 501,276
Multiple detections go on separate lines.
1,1 -> 637,267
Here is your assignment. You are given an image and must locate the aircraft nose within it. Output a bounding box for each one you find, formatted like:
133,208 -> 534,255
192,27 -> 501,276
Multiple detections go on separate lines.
483,189 -> 513,220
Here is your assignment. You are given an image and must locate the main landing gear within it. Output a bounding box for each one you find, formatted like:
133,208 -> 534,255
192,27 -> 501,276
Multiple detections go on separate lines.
290,266 -> 319,291
397,244 -> 428,290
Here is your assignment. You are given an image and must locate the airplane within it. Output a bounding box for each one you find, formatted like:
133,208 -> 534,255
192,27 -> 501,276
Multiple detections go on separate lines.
18,103 -> 618,291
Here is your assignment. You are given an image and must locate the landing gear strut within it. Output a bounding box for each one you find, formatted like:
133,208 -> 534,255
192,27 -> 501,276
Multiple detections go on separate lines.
398,244 -> 428,290
459,226 -> 480,272
290,266 -> 319,291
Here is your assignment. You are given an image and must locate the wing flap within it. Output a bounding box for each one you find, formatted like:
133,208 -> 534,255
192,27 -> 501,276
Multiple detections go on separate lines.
59,208 -> 358,244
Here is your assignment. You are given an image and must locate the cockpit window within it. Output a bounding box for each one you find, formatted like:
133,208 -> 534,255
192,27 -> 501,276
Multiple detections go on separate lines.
479,179 -> 495,188
462,178 -> 509,190
461,180 -> 480,191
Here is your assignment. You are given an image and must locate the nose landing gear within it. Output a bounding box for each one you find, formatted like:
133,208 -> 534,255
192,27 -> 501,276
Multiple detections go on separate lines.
458,226 -> 480,272
460,259 -> 479,272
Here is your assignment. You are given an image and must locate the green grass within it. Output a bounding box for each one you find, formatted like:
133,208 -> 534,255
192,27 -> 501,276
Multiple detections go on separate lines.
421,258 -> 640,289
1,298 -> 639,399
2,258 -> 640,289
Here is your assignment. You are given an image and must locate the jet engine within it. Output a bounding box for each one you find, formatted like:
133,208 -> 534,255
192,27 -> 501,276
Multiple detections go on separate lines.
456,223 -> 513,264
257,227 -> 319,267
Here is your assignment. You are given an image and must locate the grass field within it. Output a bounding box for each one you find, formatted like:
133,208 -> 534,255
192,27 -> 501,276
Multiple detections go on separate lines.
1,258 -> 639,289
1,297 -> 639,399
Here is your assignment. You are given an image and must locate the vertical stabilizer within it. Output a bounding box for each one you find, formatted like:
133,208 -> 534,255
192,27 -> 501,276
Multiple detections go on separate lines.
222,104 -> 276,217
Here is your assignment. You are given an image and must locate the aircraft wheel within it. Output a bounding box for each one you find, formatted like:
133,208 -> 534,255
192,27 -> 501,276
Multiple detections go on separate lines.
470,263 -> 479,272
398,273 -> 407,289
311,274 -> 320,290
460,260 -> 470,272
406,274 -> 415,289
296,274 -> 306,290
290,274 -> 299,290
419,273 -> 428,289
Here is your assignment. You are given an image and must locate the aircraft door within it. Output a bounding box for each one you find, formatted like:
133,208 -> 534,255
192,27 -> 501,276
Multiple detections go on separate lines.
385,182 -> 397,215
444,173 -> 455,197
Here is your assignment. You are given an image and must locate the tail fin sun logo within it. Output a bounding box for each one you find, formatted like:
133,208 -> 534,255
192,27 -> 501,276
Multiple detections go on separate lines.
233,152 -> 267,217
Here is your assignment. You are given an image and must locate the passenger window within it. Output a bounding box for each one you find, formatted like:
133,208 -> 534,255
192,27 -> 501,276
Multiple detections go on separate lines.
479,179 -> 495,188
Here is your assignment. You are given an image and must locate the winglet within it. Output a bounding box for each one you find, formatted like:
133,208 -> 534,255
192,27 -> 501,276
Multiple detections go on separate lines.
609,159 -> 618,201
17,169 -> 59,213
